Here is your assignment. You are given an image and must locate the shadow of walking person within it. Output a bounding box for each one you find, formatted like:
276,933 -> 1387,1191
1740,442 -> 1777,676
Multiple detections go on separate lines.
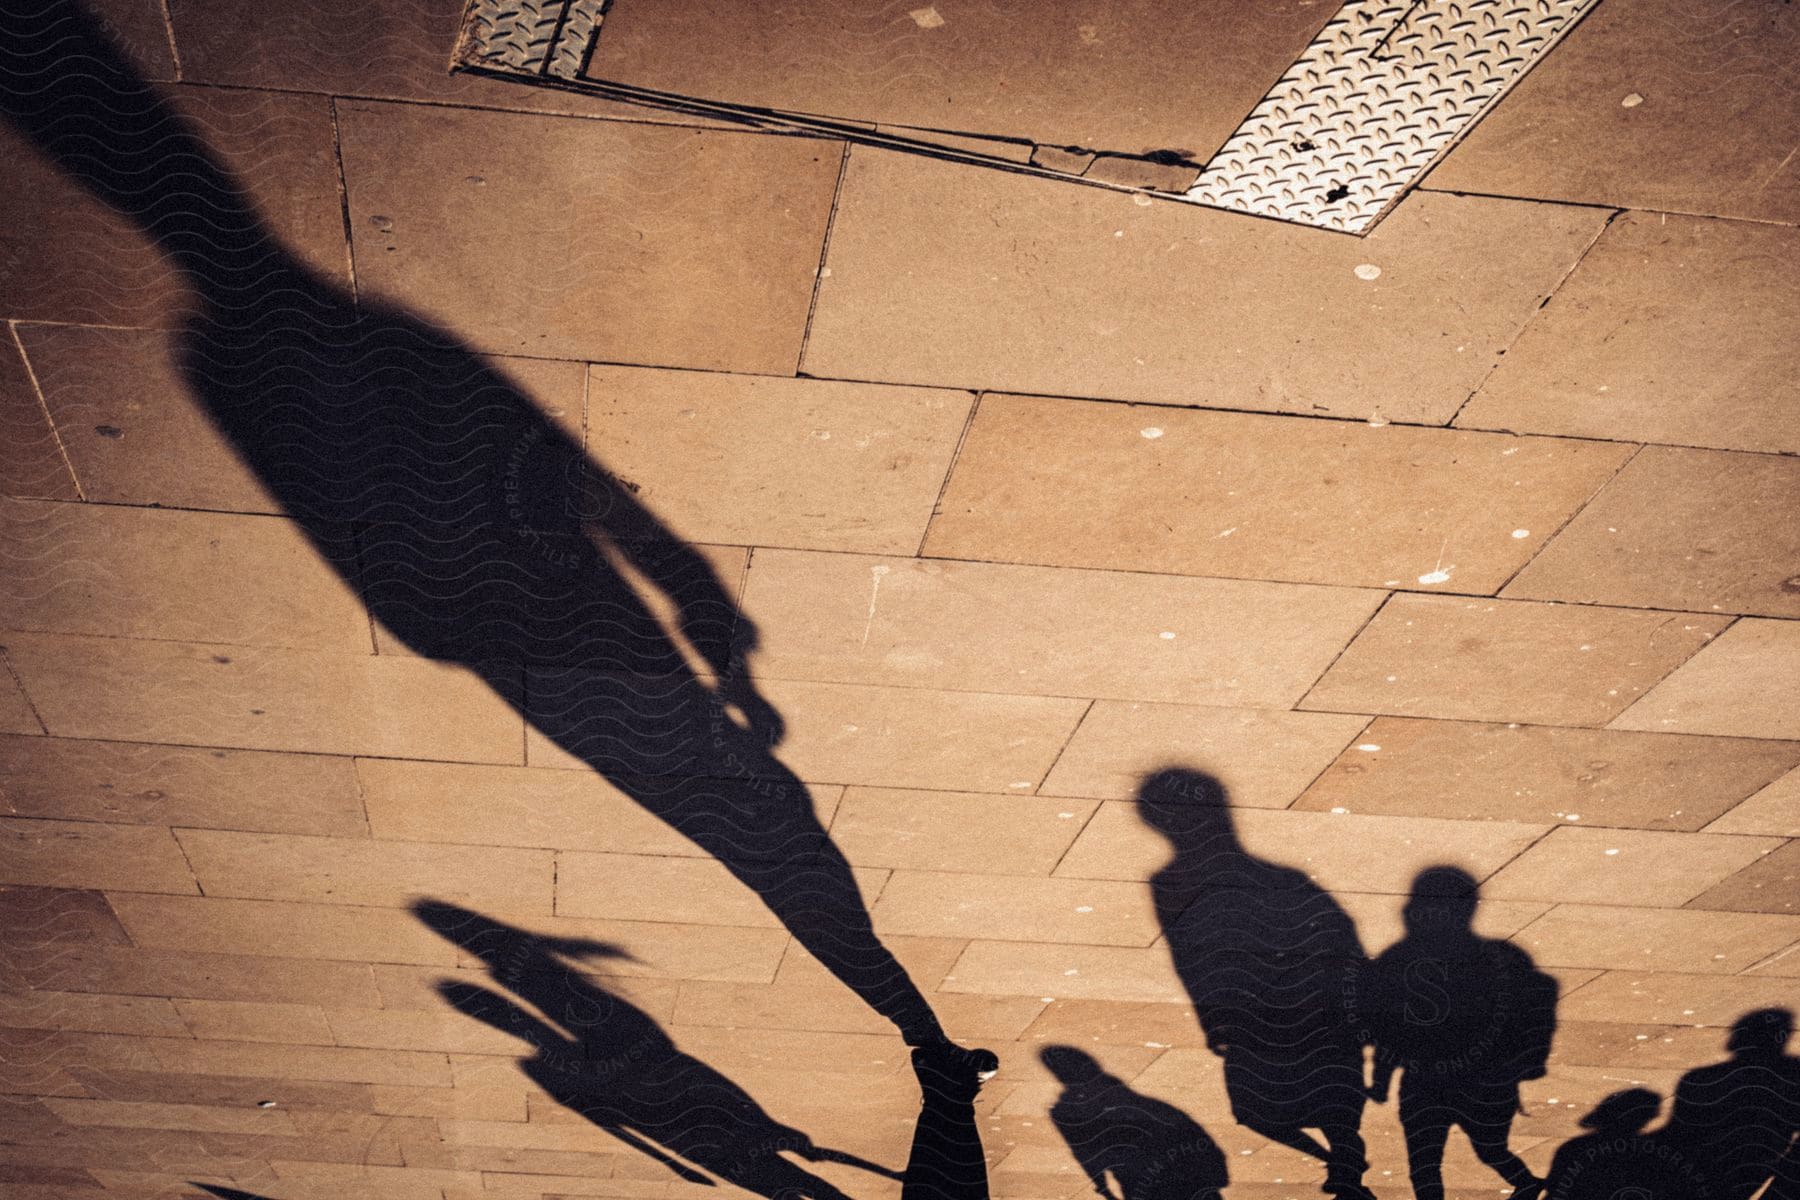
1359,866 -> 1557,1200
417,900 -> 901,1196
1135,768 -> 1373,1200
0,0 -> 988,1093
1042,1045 -> 1227,1200
1540,1088 -> 1700,1200
1661,1008 -> 1800,1200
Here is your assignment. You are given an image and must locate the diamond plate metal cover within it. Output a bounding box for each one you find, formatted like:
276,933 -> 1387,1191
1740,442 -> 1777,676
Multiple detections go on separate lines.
452,0 -> 1599,235
1186,0 -> 1603,232
454,0 -> 605,78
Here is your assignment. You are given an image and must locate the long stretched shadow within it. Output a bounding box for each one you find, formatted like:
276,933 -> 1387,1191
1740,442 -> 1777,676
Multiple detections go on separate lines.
1136,768 -> 1375,1200
0,0 -> 989,1093
416,901 -> 899,1196
1042,1045 -> 1227,1200
1358,866 -> 1557,1200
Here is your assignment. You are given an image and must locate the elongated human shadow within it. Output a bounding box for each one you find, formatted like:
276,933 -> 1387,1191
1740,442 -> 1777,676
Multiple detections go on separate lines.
1135,768 -> 1373,1200
417,901 -> 900,1196
0,0 -> 985,1088
1042,1045 -> 1227,1200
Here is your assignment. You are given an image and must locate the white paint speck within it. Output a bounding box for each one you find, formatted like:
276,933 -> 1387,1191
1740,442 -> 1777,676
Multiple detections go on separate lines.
1141,427 -> 1163,439
1567,814 -> 1582,822
909,6 -> 945,28
860,565 -> 889,645
1133,193 -> 1152,206
1621,92 -> 1644,107
1159,631 -> 1177,640
1418,569 -> 1452,585
1058,812 -> 1075,819
1356,743 -> 1382,752
1512,529 -> 1530,539
1075,906 -> 1094,914
1354,263 -> 1382,280
1331,806 -> 1350,814
1605,848 -> 1620,856
1367,412 -> 1389,428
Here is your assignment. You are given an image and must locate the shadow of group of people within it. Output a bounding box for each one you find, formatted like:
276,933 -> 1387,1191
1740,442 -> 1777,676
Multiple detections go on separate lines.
4,6 -> 1794,1200
1544,1007 -> 1800,1200
1038,768 -> 1800,1200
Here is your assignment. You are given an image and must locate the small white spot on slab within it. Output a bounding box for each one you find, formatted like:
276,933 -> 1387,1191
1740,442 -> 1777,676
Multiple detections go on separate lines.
1417,568 -> 1452,585
909,6 -> 945,28
1159,631 -> 1177,640
1512,529 -> 1530,539
1354,263 -> 1382,280
1621,92 -> 1644,107
1140,426 -> 1163,439
1355,743 -> 1381,752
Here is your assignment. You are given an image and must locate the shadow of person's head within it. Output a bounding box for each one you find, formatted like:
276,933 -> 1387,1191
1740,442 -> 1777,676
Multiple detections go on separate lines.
1040,1045 -> 1107,1086
1134,768 -> 1235,863
1726,1007 -> 1795,1060
1400,865 -> 1480,934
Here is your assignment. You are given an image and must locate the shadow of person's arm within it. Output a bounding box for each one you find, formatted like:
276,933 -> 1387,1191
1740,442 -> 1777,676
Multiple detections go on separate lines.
1768,1138 -> 1800,1200
800,1140 -> 904,1181
598,1124 -> 717,1187
541,934 -> 636,964
437,981 -> 714,1185
577,466 -> 785,745
437,979 -> 566,1050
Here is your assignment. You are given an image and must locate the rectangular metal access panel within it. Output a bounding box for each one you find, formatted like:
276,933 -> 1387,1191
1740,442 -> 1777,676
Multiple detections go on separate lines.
452,0 -> 1602,235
